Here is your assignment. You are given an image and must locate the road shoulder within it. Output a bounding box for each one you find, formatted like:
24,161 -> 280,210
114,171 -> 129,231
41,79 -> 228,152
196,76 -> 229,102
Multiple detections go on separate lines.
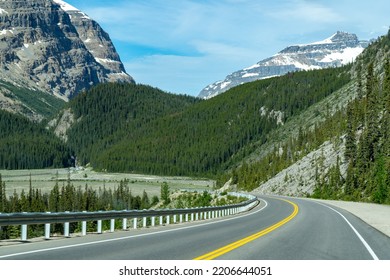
308,199 -> 390,238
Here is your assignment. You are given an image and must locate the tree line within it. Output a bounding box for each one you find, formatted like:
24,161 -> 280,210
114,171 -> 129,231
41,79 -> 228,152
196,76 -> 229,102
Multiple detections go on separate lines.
0,174 -> 158,214
0,174 -> 159,239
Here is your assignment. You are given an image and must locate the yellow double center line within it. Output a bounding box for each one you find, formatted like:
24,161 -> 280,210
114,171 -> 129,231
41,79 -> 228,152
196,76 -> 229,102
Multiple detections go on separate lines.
194,198 -> 299,260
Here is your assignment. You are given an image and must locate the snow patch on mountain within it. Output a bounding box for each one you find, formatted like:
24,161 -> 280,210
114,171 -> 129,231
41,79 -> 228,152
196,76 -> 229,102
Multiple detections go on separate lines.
53,0 -> 78,12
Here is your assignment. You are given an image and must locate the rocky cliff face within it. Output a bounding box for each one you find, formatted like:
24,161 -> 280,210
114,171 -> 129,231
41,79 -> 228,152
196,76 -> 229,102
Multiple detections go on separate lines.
0,0 -> 134,100
199,32 -> 369,99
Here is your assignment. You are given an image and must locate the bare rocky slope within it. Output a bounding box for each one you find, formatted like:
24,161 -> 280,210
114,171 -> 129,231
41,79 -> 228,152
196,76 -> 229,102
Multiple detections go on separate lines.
0,0 -> 134,101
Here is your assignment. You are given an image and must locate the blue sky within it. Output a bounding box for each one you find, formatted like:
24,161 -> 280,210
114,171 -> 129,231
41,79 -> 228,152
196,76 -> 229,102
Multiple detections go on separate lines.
65,0 -> 390,96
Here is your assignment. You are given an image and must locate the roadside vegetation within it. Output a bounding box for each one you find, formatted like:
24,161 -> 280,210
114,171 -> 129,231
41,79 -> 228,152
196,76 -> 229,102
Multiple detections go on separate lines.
0,174 -> 244,240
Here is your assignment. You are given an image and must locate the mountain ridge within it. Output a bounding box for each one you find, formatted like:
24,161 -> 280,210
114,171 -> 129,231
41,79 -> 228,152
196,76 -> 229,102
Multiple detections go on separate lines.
199,31 -> 369,99
0,0 -> 134,101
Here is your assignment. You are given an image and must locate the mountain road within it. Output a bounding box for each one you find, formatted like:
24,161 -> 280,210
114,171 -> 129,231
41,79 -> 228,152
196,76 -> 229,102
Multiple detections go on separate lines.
0,196 -> 389,260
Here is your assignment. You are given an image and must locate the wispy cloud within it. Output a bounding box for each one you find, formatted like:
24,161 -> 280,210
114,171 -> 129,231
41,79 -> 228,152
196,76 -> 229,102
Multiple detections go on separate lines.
268,0 -> 343,23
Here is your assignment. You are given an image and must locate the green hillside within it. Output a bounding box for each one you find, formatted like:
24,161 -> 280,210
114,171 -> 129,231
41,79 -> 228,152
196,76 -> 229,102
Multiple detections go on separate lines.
65,66 -> 351,177
0,80 -> 66,119
0,110 -> 72,169
66,83 -> 199,167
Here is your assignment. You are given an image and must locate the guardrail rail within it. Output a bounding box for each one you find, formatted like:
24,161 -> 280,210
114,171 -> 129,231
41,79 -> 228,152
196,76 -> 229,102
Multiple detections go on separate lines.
0,193 -> 258,242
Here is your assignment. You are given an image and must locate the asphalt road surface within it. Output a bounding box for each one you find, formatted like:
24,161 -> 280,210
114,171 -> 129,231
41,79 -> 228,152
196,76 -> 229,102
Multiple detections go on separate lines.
1,196 -> 389,260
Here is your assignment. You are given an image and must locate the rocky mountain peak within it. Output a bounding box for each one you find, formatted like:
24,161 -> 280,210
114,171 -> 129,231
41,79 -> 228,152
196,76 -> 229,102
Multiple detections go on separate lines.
199,31 -> 368,99
0,0 -> 134,100
330,31 -> 359,43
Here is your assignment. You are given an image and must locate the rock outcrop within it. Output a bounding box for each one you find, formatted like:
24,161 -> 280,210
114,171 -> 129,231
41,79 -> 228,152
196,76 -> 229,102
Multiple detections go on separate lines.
0,0 -> 134,100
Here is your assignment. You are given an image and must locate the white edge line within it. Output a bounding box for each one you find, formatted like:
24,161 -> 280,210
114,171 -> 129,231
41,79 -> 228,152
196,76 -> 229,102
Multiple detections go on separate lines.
315,201 -> 379,260
0,198 -> 268,259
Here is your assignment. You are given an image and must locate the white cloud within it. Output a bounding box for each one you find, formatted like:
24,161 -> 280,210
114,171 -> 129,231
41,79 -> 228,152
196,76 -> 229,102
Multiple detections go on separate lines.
268,0 -> 343,23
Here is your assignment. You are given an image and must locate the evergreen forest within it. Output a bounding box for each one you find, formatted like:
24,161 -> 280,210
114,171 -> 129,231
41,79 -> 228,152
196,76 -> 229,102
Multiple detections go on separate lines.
66,66 -> 351,177
0,110 -> 72,169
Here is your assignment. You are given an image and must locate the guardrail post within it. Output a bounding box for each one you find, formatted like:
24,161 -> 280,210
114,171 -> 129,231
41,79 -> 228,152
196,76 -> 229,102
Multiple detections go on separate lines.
179,214 -> 183,223
159,216 -> 163,225
185,213 -> 189,222
81,211 -> 87,236
21,224 -> 27,241
44,223 -> 50,239
97,220 -> 102,234
64,211 -> 70,237
173,214 -> 177,224
122,218 -> 127,230
166,215 -> 170,225
191,213 -> 194,221
151,216 -> 155,227
45,212 -> 51,239
133,218 -> 137,229
110,219 -> 115,232
196,212 -> 199,221
143,217 -> 147,228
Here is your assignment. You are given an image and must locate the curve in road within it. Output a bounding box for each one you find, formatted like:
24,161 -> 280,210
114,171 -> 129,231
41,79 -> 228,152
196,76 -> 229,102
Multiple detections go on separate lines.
0,196 -> 389,260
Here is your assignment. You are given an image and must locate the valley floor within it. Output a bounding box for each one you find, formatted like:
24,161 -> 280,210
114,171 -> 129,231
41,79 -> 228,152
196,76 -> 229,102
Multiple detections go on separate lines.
0,168 -> 215,198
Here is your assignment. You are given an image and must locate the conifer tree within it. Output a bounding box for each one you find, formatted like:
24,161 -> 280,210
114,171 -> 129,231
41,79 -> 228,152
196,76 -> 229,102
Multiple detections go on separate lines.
365,63 -> 381,162
345,103 -> 357,164
160,182 -> 171,205
0,174 -> 5,212
382,59 -> 390,156
140,190 -> 150,210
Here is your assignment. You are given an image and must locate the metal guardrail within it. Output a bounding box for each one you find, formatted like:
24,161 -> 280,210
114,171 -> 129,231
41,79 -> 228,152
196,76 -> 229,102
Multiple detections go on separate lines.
0,194 -> 258,241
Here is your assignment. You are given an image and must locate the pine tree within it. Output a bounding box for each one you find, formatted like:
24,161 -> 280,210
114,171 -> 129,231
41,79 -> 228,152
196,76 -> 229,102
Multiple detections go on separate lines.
382,59 -> 390,156
140,190 -> 150,210
372,155 -> 388,203
345,103 -> 357,164
160,182 -> 171,206
0,174 -> 6,212
365,63 -> 381,162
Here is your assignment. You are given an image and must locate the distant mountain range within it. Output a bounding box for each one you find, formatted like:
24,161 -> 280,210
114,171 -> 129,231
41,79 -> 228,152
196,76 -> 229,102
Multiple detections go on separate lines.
198,31 -> 369,99
0,0 -> 134,101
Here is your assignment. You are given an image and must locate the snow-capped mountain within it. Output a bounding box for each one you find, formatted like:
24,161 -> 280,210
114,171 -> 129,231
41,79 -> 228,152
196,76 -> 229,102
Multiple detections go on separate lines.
199,32 -> 369,99
0,0 -> 134,100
